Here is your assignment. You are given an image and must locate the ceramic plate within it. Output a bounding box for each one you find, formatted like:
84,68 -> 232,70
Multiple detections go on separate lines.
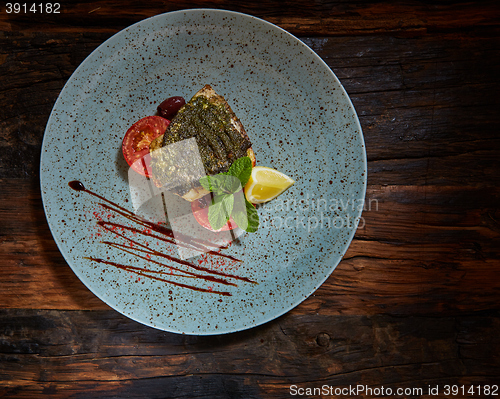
40,9 -> 366,335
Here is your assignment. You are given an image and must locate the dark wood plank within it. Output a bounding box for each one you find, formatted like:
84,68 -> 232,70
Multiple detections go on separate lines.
307,34 -> 500,183
1,1 -> 499,36
0,309 -> 498,398
0,31 -> 111,179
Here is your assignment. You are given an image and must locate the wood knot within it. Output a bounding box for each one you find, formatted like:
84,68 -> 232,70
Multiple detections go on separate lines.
316,332 -> 330,347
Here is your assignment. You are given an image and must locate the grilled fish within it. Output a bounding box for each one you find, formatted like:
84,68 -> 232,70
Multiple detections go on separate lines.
150,85 -> 255,201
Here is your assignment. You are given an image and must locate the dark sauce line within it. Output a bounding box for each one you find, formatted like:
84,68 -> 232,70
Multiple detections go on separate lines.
69,180 -> 257,294
98,217 -> 187,248
69,180 -> 134,216
77,182 -> 236,258
72,179 -> 240,262
97,216 -> 240,263
87,252 -> 197,279
71,179 -> 238,260
98,221 -> 256,284
85,257 -> 231,296
96,198 -> 230,252
96,203 -> 203,253
103,241 -> 238,287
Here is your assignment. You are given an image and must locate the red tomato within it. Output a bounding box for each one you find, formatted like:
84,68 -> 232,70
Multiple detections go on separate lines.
191,193 -> 238,232
122,116 -> 170,177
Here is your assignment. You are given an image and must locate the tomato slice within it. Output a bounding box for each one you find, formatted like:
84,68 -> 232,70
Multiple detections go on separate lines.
191,193 -> 238,232
122,116 -> 170,177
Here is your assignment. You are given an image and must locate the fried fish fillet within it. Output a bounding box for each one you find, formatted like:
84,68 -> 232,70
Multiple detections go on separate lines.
150,85 -> 255,201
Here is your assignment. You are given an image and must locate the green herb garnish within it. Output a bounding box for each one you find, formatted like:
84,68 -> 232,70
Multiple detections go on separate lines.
199,156 -> 259,232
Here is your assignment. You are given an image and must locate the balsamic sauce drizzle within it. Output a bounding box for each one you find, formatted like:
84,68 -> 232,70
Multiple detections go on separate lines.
101,241 -> 238,286
96,203 -> 240,262
84,257 -> 233,296
69,180 -> 256,296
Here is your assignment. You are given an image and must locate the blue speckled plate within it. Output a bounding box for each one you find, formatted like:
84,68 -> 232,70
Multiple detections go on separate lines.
40,9 -> 366,335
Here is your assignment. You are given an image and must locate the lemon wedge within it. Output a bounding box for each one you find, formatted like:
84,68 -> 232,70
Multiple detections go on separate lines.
244,166 -> 294,204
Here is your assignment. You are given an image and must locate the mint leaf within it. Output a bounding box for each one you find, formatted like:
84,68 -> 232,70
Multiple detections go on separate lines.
244,198 -> 259,233
199,175 -> 215,192
217,174 -> 241,194
200,175 -> 241,195
231,191 -> 249,231
199,156 -> 259,233
228,156 -> 252,186
208,194 -> 234,230
232,193 -> 259,233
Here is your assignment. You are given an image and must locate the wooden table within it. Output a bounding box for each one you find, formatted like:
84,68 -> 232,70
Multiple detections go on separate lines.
1,2 -> 499,397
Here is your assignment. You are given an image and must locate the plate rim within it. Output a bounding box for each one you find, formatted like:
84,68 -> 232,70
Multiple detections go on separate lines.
40,8 -> 367,335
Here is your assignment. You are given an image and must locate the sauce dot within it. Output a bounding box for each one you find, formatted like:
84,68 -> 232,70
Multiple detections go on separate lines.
69,180 -> 85,191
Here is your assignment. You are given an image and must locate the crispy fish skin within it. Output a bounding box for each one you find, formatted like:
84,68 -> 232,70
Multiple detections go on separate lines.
150,85 -> 255,201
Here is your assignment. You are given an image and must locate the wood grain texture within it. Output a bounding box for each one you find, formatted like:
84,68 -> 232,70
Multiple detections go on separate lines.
1,1 -> 499,35
1,1 -> 499,397
0,309 -> 499,398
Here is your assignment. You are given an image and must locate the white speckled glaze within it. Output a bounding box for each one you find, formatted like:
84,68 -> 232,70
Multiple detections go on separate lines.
40,9 -> 366,335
